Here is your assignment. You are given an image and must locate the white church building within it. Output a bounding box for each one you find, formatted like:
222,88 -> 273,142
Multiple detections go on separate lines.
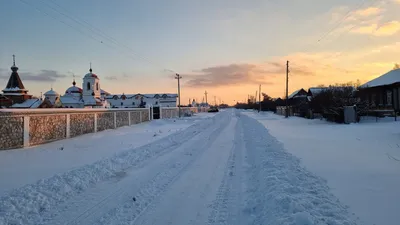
59,67 -> 110,108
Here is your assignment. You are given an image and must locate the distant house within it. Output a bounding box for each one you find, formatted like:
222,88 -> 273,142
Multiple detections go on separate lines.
287,88 -> 308,117
288,88 -> 308,99
358,68 -> 400,111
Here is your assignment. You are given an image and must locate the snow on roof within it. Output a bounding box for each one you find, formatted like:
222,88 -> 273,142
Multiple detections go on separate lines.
2,87 -> 28,92
288,89 -> 306,99
105,93 -> 178,99
11,99 -> 41,108
361,68 -> 400,88
44,89 -> 59,96
60,96 -> 83,104
65,86 -> 82,94
100,89 -> 110,95
308,87 -> 327,96
84,72 -> 98,79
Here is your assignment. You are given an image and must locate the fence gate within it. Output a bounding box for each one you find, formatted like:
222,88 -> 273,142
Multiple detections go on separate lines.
153,106 -> 160,119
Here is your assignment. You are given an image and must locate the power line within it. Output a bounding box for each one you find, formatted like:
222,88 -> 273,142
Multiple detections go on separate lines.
44,0 -> 174,72
316,0 -> 369,43
18,0 -> 176,74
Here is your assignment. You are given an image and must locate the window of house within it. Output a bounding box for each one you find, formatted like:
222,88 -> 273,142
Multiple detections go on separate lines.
387,90 -> 392,106
87,82 -> 90,90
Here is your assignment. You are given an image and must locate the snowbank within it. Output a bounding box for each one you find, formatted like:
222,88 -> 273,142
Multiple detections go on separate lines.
0,113 -> 214,196
240,114 -> 358,225
0,113 -> 219,225
245,111 -> 400,225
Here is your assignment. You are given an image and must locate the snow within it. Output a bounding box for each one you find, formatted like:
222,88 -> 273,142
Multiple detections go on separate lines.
244,111 -> 400,225
361,68 -> 400,88
308,87 -> 327,96
288,89 -> 306,99
0,110 -> 359,225
43,89 -> 58,96
11,99 -> 41,108
2,87 -> 27,92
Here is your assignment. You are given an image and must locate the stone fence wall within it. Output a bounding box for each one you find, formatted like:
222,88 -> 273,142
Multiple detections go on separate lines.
0,108 -> 152,150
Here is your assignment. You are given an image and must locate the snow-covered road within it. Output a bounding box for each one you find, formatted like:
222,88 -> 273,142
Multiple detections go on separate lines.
0,110 -> 358,225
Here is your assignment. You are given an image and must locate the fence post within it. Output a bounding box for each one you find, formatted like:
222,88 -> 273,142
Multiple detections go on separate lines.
160,107 -> 163,119
140,111 -> 142,123
128,111 -> 131,126
66,114 -> 71,138
23,116 -> 30,147
114,112 -> 117,128
94,113 -> 98,132
148,108 -> 151,121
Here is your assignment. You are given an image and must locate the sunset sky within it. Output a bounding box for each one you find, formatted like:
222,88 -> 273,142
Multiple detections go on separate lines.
1,0 -> 400,105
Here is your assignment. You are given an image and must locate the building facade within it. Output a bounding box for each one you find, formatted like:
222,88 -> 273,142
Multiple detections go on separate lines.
106,93 -> 178,108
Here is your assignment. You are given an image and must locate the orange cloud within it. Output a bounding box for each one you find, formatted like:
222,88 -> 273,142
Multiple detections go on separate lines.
353,7 -> 382,17
375,21 -> 400,36
352,21 -> 400,36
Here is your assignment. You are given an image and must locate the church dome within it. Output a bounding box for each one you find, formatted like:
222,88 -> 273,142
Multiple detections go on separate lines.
65,79 -> 82,95
65,86 -> 82,94
84,68 -> 99,79
44,88 -> 59,96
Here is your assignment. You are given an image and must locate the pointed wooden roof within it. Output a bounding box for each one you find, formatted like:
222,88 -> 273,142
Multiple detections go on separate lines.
3,55 -> 26,92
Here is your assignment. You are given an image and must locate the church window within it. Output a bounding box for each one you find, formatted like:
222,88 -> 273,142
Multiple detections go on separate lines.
96,83 -> 99,91
87,82 -> 90,90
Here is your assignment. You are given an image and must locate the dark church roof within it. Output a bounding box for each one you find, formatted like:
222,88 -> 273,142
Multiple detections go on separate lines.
3,55 -> 27,92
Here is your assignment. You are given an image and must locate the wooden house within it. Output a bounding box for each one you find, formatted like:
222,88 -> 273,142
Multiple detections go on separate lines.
358,68 -> 400,112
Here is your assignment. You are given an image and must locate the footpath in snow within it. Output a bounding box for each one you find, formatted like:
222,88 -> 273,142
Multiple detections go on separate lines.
245,110 -> 400,225
0,109 -> 358,225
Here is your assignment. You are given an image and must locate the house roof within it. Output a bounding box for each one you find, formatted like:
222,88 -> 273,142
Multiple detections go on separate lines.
60,96 -> 83,104
288,89 -> 307,99
361,68 -> 400,88
4,61 -> 27,92
11,99 -> 41,108
308,87 -> 327,96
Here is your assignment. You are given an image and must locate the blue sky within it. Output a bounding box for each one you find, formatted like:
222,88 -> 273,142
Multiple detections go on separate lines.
1,0 -> 400,103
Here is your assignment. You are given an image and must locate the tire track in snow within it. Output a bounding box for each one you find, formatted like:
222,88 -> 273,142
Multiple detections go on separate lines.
208,112 -> 244,225
94,112 -> 233,225
0,114 -> 224,225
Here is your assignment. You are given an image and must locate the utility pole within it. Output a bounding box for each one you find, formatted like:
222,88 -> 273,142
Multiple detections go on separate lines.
204,91 -> 208,105
285,61 -> 289,118
259,84 -> 261,113
255,91 -> 258,104
175,73 -> 182,117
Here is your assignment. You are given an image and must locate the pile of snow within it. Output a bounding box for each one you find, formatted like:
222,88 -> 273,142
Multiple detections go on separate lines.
244,111 -> 400,225
0,113 -> 220,225
240,114 -> 358,225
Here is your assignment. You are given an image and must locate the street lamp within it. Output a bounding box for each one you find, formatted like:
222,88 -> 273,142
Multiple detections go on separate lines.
175,73 -> 182,117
